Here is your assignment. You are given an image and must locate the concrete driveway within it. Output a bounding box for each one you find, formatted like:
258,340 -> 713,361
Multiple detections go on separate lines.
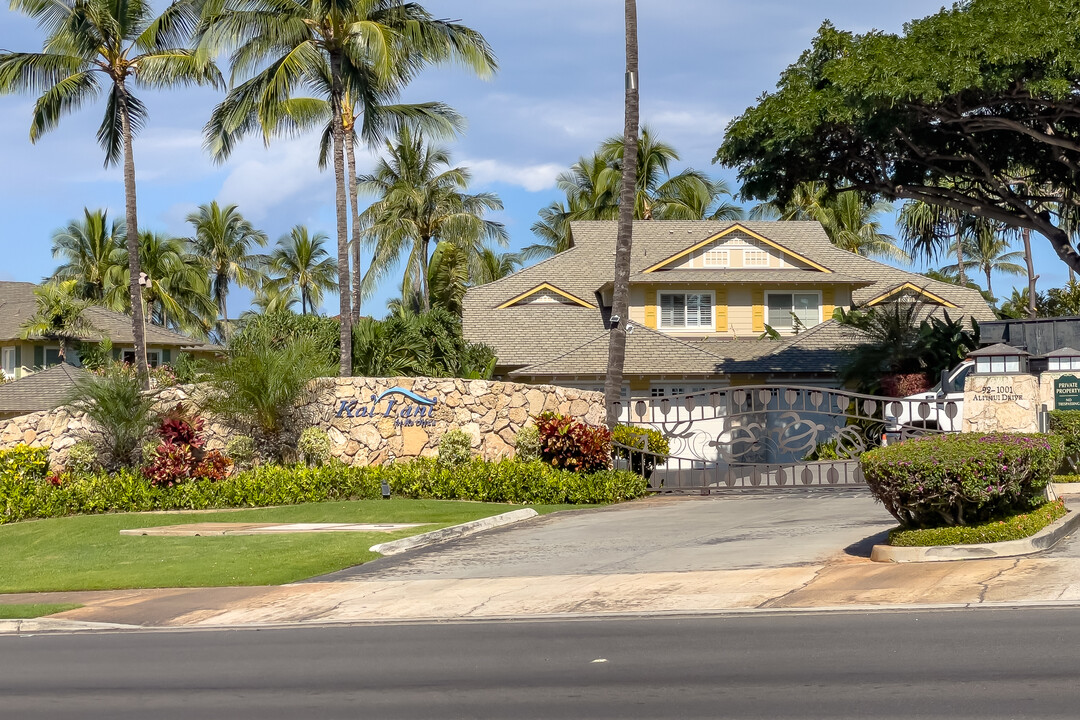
316,487 -> 894,582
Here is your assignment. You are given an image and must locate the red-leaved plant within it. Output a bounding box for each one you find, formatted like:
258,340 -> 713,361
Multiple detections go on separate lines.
535,412 -> 612,473
142,404 -> 230,487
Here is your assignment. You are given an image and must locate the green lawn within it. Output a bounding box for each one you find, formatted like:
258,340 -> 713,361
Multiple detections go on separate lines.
0,499 -> 573,594
0,603 -> 83,619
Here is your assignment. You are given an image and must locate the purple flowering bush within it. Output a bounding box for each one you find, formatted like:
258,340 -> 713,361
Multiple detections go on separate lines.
860,433 -> 1064,529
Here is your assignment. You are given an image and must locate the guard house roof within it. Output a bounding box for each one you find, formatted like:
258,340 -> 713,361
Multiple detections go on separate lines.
1043,347 -> 1080,357
968,343 -> 1032,357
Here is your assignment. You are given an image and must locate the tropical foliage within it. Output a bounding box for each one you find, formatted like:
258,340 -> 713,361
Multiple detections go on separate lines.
263,226 -> 338,316
65,363 -> 160,469
19,280 -> 100,362
352,307 -> 496,379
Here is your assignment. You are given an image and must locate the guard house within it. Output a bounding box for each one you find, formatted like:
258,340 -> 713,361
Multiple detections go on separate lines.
969,343 -> 1031,375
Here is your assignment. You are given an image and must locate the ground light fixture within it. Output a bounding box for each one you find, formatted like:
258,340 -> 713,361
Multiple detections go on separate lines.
382,454 -> 394,499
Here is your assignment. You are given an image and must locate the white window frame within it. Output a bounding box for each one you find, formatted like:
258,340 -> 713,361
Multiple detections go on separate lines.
1,347 -> 15,378
1050,357 -> 1080,371
765,291 -> 822,331
658,291 -> 715,331
976,356 -> 1021,374
703,248 -> 729,268
742,244 -> 771,267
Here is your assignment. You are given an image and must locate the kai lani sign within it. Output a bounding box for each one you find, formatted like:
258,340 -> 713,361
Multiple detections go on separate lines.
335,387 -> 439,429
1056,375 -> 1080,411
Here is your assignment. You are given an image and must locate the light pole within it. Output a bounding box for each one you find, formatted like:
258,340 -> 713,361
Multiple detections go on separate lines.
137,272 -> 151,373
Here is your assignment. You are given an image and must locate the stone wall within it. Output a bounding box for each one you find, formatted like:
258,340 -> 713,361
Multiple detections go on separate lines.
0,377 -> 605,468
962,373 -> 1041,433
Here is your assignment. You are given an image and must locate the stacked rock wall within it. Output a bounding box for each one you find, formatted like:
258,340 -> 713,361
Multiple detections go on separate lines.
0,377 -> 605,468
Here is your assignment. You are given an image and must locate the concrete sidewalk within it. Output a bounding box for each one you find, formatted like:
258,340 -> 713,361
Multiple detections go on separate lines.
7,493 -> 1080,630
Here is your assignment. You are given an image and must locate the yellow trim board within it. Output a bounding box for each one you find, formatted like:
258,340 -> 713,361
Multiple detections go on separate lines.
864,282 -> 958,309
642,223 -> 833,274
496,283 -> 596,309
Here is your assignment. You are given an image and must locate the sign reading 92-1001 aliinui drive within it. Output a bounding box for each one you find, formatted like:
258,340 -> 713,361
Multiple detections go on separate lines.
1055,375 -> 1080,411
334,387 -> 439,429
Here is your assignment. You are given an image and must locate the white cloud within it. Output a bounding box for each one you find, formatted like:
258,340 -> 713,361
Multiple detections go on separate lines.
460,157 -> 563,193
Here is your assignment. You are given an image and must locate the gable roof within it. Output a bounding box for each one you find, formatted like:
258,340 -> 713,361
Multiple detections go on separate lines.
642,223 -> 833,273
496,283 -> 596,309
0,282 -> 208,347
0,362 -> 84,415
864,281 -> 960,309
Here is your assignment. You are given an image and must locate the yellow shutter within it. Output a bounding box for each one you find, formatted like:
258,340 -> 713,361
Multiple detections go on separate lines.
751,288 -> 765,333
644,290 -> 657,329
822,288 -> 835,322
715,287 -> 728,334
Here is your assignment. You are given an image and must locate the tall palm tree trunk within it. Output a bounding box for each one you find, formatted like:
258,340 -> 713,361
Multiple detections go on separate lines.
604,0 -> 639,428
419,236 -> 432,312
330,53 -> 353,377
984,265 -> 993,301
345,127 -> 363,323
956,237 -> 966,285
1022,228 -> 1038,318
118,83 -> 150,391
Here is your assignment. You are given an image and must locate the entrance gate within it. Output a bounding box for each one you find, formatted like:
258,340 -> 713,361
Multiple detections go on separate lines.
612,385 -> 953,492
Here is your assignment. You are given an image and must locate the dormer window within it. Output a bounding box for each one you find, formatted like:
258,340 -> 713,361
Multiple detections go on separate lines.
970,344 -> 1030,375
703,248 -> 729,267
743,246 -> 770,267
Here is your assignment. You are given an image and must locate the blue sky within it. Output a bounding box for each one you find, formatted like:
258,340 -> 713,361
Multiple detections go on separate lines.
0,0 -> 1070,316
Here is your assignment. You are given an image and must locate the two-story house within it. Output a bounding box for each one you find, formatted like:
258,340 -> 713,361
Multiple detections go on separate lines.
462,221 -> 996,397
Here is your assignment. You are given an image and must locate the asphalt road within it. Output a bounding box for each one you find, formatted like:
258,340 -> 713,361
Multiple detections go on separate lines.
318,490 -> 893,581
3,608 -> 1080,719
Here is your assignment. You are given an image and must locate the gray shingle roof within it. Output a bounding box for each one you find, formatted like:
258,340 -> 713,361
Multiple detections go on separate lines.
0,281 -> 207,347
623,269 -> 872,286
720,321 -> 870,374
0,362 -> 84,414
465,221 -> 996,376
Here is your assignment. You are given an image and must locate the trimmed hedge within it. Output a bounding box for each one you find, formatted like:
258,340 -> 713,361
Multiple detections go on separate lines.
1049,410 -> 1080,473
1054,475 -> 1080,483
889,499 -> 1067,547
860,433 -> 1063,529
0,447 -> 647,524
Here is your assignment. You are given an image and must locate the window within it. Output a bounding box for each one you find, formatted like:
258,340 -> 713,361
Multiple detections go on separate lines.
703,248 -> 729,267
44,348 -> 61,368
1049,357 -> 1080,371
659,292 -> 713,330
975,356 -> 1021,374
743,246 -> 770,267
122,349 -> 161,368
1,347 -> 15,378
766,292 -> 820,330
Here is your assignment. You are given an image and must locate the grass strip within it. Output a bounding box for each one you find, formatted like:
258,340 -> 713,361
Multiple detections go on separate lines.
0,499 -> 576,594
0,603 -> 82,619
889,500 -> 1067,547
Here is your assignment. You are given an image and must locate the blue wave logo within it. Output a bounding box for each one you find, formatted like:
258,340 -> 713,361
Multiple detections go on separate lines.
375,387 -> 438,406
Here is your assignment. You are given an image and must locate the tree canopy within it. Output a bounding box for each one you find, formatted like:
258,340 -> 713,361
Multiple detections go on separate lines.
715,0 -> 1080,274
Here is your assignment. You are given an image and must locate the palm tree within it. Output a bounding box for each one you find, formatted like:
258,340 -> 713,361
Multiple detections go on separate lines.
267,226 -> 338,316
251,283 -> 300,315
200,0 -> 496,377
604,0 -> 639,427
186,202 -> 268,334
358,127 -> 508,311
106,232 -> 217,337
1,0 -> 222,389
756,183 -> 907,261
896,195 -> 996,286
49,209 -> 125,301
472,248 -> 519,286
19,279 -> 100,363
939,229 -> 1026,301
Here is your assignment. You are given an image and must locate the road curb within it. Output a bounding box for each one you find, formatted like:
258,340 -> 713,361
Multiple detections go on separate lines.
0,619 -> 142,635
370,508 -> 539,556
870,505 -> 1080,563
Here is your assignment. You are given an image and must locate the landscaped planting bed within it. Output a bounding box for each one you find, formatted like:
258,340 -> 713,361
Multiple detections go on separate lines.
888,499 -> 1067,547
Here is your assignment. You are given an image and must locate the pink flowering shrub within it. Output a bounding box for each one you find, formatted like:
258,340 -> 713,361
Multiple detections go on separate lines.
860,433 -> 1063,529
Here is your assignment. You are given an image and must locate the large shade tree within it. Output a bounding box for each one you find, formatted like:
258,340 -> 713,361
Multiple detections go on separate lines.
715,0 -> 1080,277
0,0 -> 221,389
200,0 -> 496,376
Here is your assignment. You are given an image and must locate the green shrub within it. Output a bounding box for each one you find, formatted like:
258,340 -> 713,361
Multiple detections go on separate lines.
889,500 -> 1067,546
536,412 -> 612,473
65,364 -> 159,469
298,428 -> 332,467
514,424 -> 541,463
226,435 -> 256,471
612,425 -> 669,475
437,429 -> 473,467
860,433 -> 1063,529
1049,410 -> 1080,473
0,449 -> 647,524
64,441 -> 98,475
1054,475 -> 1080,483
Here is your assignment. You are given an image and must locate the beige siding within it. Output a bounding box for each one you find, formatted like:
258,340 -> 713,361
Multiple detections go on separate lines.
629,287 -> 647,325
726,288 -> 754,336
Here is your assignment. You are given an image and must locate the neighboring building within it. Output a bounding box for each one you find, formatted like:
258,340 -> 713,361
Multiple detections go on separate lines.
0,363 -> 86,420
0,281 -> 218,381
463,221 -> 995,394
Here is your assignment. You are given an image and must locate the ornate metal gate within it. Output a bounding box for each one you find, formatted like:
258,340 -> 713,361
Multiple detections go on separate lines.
612,385 -> 954,492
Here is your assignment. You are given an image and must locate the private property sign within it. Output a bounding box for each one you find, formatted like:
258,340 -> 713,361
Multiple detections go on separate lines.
1055,375 -> 1080,411
334,387 -> 439,429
